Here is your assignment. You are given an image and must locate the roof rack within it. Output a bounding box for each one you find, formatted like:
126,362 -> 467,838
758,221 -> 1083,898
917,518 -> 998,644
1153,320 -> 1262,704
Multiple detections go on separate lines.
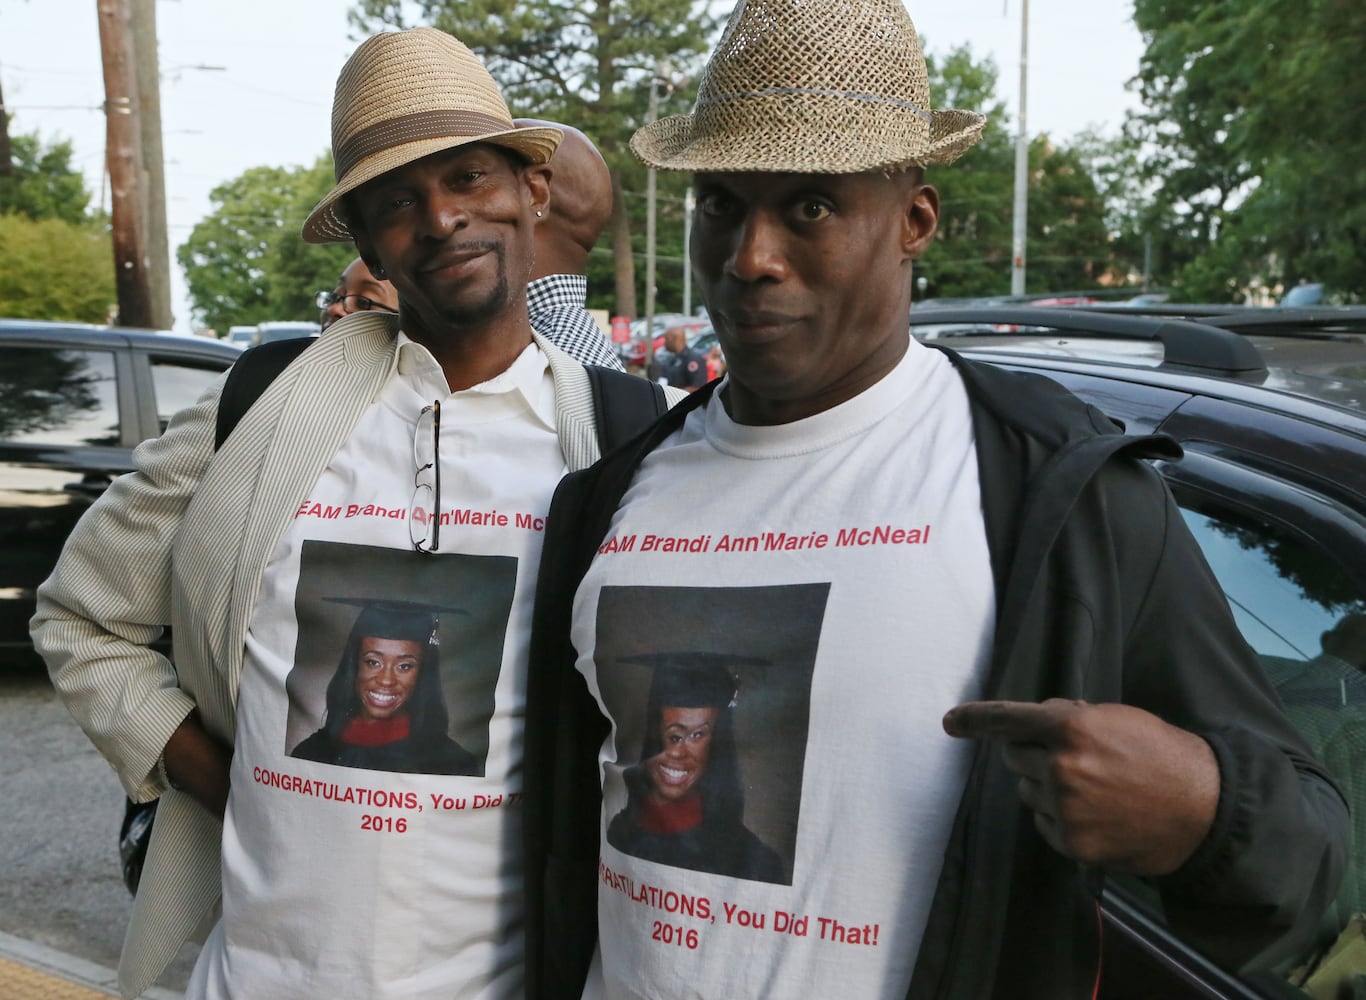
908,307 -> 1267,376
1080,303 -> 1253,319
1197,307 -> 1366,338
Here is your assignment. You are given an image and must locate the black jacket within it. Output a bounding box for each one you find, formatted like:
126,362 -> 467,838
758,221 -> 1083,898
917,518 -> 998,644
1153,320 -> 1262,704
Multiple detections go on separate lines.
523,350 -> 1348,999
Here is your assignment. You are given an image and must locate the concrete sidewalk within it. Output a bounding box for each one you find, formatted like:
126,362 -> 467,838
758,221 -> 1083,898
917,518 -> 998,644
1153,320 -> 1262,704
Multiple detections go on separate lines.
0,930 -> 181,1000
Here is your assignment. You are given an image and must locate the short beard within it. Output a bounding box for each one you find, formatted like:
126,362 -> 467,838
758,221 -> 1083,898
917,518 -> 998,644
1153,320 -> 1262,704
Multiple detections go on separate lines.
437,241 -> 510,328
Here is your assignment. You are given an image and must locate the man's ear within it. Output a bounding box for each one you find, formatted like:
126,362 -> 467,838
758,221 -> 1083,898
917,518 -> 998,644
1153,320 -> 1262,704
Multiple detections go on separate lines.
903,181 -> 940,261
523,162 -> 552,219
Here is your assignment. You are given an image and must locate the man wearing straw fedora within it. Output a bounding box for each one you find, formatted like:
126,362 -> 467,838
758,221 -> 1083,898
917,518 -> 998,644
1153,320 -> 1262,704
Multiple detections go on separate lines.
523,1 -> 1346,997
33,26 -> 677,1000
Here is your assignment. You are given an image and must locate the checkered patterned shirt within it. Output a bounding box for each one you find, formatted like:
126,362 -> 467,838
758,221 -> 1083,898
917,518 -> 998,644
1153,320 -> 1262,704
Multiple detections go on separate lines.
527,274 -> 624,370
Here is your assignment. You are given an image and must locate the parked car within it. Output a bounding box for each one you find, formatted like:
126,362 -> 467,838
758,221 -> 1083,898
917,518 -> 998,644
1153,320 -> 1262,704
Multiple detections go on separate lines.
909,305 -> 1366,999
0,320 -> 242,661
251,320 -> 321,347
226,325 -> 257,347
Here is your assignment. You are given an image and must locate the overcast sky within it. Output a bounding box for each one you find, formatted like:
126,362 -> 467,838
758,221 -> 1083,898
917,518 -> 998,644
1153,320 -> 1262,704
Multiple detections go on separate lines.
0,0 -> 1146,333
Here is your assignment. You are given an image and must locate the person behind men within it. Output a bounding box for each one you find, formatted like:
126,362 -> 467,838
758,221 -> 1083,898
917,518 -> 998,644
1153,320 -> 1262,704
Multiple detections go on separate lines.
522,2 -> 1347,997
656,324 -> 710,391
317,256 -> 397,331
514,117 -> 623,370
32,26 -> 671,1000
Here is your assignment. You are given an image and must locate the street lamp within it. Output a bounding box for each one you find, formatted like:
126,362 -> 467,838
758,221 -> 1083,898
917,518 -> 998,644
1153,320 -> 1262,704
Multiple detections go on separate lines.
1010,0 -> 1030,297
683,187 -> 695,316
643,62 -> 669,373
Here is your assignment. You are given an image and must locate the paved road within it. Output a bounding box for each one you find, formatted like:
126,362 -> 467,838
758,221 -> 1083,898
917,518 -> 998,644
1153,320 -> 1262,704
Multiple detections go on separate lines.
1,663 -> 197,994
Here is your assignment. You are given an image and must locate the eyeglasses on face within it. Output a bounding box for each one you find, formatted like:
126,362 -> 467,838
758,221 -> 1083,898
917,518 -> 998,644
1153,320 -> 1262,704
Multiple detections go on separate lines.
409,401 -> 441,554
315,290 -> 399,315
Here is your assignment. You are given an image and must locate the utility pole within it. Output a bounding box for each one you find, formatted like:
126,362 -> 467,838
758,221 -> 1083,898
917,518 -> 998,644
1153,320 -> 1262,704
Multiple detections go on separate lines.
97,0 -> 154,328
643,62 -> 662,375
1009,0 -> 1029,297
131,0 -> 172,329
682,187 -> 694,316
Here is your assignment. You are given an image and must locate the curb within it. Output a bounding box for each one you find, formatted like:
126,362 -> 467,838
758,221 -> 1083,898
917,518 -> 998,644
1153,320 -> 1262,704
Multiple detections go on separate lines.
0,929 -> 181,999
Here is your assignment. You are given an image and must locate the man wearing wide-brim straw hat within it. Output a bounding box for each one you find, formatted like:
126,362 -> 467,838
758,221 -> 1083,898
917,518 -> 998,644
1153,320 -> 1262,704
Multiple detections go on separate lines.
32,25 -> 681,1000
523,1 -> 1346,997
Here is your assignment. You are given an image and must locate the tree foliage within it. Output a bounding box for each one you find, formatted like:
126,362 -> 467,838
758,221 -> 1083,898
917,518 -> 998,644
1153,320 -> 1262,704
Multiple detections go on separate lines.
0,122 -> 112,322
350,0 -> 717,317
0,215 -> 115,322
917,45 -> 1112,299
1131,0 -> 1366,302
176,156 -> 354,334
0,124 -> 93,224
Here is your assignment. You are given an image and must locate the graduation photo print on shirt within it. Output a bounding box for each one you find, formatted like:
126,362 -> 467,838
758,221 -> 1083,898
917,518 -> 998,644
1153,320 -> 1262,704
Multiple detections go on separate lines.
284,540 -> 516,777
595,583 -> 830,886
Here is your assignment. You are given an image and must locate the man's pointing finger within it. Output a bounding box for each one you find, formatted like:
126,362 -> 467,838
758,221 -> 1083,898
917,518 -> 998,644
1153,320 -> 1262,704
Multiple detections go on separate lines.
942,699 -> 1081,743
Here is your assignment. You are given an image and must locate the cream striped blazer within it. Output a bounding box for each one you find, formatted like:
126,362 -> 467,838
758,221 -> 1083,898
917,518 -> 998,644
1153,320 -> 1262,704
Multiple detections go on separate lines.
31,312 -> 635,998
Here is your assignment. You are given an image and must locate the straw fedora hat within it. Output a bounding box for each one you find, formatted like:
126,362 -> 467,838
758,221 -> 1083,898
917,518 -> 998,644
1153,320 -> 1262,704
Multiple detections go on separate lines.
302,28 -> 562,244
631,0 -> 985,174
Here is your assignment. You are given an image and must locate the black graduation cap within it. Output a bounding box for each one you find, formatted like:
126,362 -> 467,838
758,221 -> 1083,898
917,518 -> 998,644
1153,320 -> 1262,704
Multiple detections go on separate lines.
324,597 -> 468,648
619,651 -> 771,709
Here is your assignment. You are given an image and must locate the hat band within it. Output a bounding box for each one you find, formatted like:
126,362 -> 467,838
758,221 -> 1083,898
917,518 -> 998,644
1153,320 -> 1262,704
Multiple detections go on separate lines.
335,109 -> 514,180
698,87 -> 934,122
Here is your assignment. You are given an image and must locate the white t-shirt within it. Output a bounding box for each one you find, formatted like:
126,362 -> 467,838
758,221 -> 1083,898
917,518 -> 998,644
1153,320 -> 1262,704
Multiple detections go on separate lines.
571,341 -> 996,999
189,338 -> 567,999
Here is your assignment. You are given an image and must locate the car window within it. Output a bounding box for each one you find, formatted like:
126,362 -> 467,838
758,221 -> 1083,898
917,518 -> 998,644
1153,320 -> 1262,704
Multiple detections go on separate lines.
0,346 -> 120,447
1117,496 -> 1366,995
149,356 -> 225,433
1180,506 -> 1363,664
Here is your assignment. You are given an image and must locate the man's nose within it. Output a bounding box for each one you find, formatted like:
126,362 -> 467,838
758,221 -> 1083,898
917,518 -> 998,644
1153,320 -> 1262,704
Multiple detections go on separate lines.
725,212 -> 790,283
418,187 -> 469,240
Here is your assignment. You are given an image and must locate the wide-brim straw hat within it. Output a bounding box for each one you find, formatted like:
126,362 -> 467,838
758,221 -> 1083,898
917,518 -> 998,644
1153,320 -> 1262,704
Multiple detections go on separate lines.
631,0 -> 986,173
303,28 -> 562,244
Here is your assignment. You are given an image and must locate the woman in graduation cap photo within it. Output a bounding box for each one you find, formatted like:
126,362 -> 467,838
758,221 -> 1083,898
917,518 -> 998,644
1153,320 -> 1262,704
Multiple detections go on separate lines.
291,598 -> 478,775
607,653 -> 785,884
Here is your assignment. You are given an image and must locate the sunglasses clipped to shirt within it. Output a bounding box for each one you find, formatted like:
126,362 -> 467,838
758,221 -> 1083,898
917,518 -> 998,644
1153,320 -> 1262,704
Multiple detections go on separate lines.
410,401 -> 441,554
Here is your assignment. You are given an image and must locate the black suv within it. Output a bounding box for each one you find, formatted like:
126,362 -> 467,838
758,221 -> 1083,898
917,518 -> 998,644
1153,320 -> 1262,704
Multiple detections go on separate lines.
909,305 -> 1366,999
0,320 -> 241,660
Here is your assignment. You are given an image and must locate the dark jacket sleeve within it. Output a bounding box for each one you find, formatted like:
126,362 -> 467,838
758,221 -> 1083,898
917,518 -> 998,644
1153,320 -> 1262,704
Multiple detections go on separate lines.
1116,466 -> 1348,970
524,386 -> 711,999
524,469 -> 612,999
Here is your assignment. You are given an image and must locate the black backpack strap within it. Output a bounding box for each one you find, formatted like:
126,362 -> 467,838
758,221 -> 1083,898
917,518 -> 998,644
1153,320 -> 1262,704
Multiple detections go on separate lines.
582,363 -> 668,456
214,337 -> 314,450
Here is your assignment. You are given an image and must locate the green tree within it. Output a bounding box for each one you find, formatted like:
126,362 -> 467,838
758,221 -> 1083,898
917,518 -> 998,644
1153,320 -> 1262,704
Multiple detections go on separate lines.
1071,129 -> 1157,289
350,0 -> 718,317
916,46 -> 1113,299
1028,140 -> 1111,294
176,156 -> 354,334
917,45 -> 1014,298
0,125 -> 93,224
1131,0 -> 1366,302
0,214 -> 114,322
